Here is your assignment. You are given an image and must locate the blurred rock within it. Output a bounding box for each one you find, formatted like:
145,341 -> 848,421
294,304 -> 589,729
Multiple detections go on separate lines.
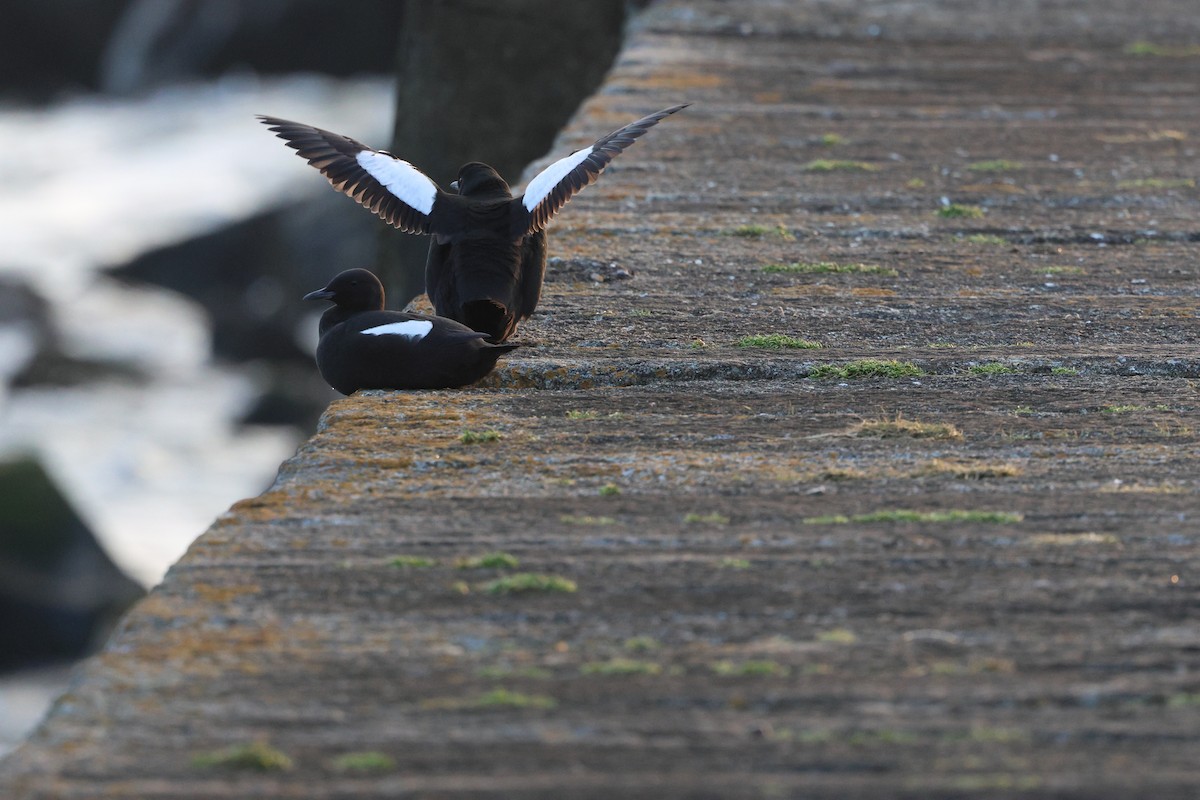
109,191 -> 378,364
1,0 -> 128,99
107,192 -> 372,427
1,0 -> 402,101
0,276 -> 143,390
237,361 -> 338,430
11,353 -> 146,389
0,277 -> 55,385
0,456 -> 145,672
99,0 -> 404,95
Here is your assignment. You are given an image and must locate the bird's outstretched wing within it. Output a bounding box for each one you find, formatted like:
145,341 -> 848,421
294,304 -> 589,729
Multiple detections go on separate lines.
259,116 -> 447,235
514,104 -> 688,237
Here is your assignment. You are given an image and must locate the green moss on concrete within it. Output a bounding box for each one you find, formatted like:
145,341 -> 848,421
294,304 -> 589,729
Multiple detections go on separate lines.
737,334 -> 822,349
192,742 -> 293,772
457,552 -> 520,570
484,573 -> 578,595
810,360 -> 923,379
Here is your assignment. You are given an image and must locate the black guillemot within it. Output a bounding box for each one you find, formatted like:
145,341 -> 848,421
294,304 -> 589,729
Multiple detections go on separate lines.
304,269 -> 517,395
262,104 -> 688,342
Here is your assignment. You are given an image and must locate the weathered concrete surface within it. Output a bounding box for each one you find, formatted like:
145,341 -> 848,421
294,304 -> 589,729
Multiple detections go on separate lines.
4,0 -> 1200,797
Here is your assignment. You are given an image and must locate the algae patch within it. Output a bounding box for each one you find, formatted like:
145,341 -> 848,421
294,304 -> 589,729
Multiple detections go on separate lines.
192,741 -> 293,772
457,551 -> 520,570
332,751 -> 396,772
737,334 -> 822,349
810,360 -> 923,379
389,555 -> 437,569
484,573 -> 578,595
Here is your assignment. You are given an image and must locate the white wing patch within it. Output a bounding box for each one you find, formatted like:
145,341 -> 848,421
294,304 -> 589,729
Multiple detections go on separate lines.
522,146 -> 595,211
356,151 -> 438,215
359,320 -> 434,341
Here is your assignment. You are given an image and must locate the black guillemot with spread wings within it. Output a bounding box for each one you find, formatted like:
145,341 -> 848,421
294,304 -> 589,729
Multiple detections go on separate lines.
304,269 -> 518,395
262,104 -> 687,342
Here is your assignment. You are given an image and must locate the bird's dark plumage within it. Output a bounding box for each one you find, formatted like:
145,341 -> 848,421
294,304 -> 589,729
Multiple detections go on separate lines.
303,269 -> 517,395
261,104 -> 687,341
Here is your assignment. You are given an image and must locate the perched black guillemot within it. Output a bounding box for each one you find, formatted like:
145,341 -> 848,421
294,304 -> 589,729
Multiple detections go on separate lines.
261,104 -> 688,342
303,268 -> 518,395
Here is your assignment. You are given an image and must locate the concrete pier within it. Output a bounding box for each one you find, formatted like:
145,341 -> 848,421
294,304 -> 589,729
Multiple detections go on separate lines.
3,1 -> 1199,796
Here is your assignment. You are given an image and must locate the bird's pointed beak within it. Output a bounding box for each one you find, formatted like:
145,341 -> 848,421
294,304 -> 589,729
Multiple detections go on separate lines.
450,180 -> 460,193
303,287 -> 335,302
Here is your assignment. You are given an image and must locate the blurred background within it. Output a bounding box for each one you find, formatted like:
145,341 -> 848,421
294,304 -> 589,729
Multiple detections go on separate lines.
0,0 -> 632,756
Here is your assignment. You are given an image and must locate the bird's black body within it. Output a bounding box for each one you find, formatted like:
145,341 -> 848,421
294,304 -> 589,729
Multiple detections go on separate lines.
304,269 -> 517,395
425,178 -> 548,342
261,104 -> 687,341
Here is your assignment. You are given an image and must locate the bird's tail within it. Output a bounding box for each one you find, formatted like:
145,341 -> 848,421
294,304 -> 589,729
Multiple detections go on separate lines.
462,299 -> 516,343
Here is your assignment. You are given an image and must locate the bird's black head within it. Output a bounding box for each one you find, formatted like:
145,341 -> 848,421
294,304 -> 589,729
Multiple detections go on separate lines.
304,268 -> 386,313
454,162 -> 511,198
